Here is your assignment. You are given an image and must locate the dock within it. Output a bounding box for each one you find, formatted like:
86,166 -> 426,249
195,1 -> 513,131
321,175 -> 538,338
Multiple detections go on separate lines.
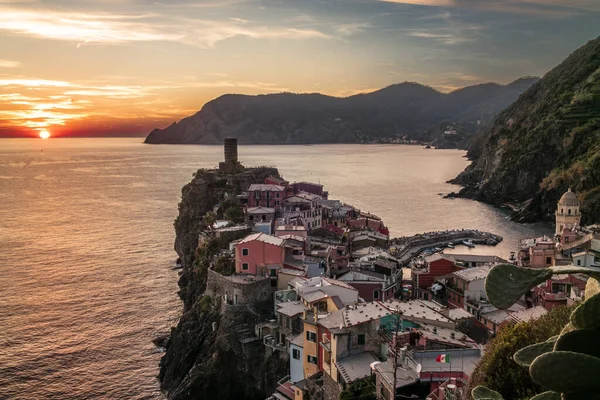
390,229 -> 503,264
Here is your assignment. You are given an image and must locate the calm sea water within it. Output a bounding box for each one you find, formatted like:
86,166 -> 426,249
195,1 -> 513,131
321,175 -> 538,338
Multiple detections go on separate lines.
0,138 -> 551,399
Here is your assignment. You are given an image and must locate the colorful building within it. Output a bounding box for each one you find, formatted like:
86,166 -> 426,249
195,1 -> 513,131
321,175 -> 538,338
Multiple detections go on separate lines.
445,266 -> 491,310
411,254 -> 461,301
248,184 -> 287,209
235,233 -> 285,276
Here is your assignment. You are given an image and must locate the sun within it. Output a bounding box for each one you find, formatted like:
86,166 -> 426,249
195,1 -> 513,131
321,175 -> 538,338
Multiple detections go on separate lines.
39,130 -> 51,139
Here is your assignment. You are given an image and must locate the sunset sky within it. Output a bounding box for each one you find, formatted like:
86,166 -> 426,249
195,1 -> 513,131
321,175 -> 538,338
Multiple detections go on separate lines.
0,0 -> 598,138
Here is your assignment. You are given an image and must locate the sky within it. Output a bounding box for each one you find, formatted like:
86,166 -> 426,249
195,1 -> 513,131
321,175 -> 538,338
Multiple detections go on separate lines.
0,0 -> 598,138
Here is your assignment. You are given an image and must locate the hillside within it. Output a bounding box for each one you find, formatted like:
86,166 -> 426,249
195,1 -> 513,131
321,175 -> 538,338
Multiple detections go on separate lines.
452,36 -> 600,224
144,79 -> 538,146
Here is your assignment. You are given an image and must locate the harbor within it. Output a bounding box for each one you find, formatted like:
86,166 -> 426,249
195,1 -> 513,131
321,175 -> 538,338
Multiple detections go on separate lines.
390,229 -> 503,264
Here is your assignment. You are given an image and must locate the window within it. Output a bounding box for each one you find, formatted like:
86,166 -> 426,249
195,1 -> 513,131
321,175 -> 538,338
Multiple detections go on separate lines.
292,349 -> 301,360
546,257 -> 552,265
568,209 -> 572,215
423,293 -> 429,301
357,334 -> 366,345
307,355 -> 317,364
276,201 -> 280,206
577,259 -> 582,266
276,193 -> 280,198
373,290 -> 380,300
242,248 -> 249,256
242,263 -> 249,270
306,331 -> 317,342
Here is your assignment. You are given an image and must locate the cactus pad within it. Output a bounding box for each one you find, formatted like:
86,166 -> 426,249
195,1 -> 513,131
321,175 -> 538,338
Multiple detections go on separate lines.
530,392 -> 561,400
570,293 -> 600,330
485,264 -> 553,309
514,341 -> 556,367
529,351 -> 600,393
586,277 -> 600,298
554,328 -> 600,358
471,386 -> 504,400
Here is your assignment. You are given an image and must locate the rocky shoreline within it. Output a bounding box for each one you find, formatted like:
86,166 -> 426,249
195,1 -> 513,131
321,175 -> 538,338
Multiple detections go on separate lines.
158,165 -> 287,400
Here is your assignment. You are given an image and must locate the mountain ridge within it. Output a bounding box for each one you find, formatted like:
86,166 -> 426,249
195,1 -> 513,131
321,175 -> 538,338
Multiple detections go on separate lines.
451,36 -> 600,224
144,78 -> 539,145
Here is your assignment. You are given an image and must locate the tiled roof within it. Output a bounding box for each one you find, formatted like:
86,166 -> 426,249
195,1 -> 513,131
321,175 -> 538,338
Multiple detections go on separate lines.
446,308 -> 473,321
424,253 -> 456,263
336,352 -> 379,384
453,266 -> 492,282
381,300 -> 452,325
246,207 -> 276,214
342,302 -> 391,327
509,306 -> 547,323
302,290 -> 328,303
238,232 -> 284,246
248,184 -> 285,191
415,323 -> 477,348
277,301 -> 308,317
323,277 -> 357,291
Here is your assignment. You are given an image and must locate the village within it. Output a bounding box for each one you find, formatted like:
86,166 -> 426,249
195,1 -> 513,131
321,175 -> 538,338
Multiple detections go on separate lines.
194,140 -> 600,400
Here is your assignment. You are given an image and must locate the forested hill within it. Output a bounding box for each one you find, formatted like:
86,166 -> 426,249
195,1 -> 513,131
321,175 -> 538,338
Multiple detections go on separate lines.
452,36 -> 600,224
144,78 -> 537,146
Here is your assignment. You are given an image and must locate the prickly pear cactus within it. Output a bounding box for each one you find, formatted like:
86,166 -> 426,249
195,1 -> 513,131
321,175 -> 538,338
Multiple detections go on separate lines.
472,264 -> 600,400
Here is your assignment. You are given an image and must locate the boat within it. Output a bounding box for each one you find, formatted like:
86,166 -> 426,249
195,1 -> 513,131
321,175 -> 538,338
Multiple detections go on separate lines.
425,145 -> 431,149
447,243 -> 454,249
462,240 -> 475,248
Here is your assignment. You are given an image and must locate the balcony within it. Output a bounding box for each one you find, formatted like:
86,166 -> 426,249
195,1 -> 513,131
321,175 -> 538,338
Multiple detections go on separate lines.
445,280 -> 464,295
264,335 -> 286,352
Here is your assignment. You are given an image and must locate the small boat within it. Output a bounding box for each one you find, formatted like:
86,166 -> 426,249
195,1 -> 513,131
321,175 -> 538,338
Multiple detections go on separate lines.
462,240 -> 475,248
434,247 -> 442,252
447,243 -> 454,249
425,145 -> 431,149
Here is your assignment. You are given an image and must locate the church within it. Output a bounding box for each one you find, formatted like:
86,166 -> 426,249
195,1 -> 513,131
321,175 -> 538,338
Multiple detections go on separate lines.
555,188 -> 582,237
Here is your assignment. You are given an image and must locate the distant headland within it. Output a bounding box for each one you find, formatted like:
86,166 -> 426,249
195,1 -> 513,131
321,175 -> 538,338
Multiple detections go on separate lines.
144,78 -> 538,148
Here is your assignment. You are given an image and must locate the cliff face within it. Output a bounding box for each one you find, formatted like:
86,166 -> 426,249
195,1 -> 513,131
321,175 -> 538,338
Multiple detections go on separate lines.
161,166 -> 287,400
453,37 -> 600,224
145,79 -> 537,145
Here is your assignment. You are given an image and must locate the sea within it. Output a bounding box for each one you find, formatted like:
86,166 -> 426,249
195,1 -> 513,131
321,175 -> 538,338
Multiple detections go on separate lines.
0,138 -> 552,399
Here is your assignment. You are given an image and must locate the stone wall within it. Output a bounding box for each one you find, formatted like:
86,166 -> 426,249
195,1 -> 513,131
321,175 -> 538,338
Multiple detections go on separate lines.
323,372 -> 340,400
206,268 -> 273,313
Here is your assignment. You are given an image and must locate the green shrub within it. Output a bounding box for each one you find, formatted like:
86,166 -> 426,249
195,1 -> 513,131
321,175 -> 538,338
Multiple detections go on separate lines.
472,264 -> 600,400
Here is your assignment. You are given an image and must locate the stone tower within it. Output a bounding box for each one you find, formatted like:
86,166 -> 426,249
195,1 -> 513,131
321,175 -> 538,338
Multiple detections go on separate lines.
219,138 -> 238,172
555,188 -> 581,236
224,138 -> 238,164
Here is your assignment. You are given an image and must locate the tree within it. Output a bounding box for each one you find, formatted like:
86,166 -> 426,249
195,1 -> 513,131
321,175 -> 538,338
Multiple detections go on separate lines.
469,306 -> 573,399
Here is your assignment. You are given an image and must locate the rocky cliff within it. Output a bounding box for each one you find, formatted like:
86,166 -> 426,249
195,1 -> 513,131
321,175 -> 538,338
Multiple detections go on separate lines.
160,166 -> 288,399
452,36 -> 600,224
145,79 -> 538,146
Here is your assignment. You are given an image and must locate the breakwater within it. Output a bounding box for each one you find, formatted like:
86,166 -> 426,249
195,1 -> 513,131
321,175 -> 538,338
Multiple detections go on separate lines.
390,229 -> 503,264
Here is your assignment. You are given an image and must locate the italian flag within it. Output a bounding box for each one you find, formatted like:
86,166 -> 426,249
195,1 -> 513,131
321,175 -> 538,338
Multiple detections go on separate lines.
436,354 -> 451,363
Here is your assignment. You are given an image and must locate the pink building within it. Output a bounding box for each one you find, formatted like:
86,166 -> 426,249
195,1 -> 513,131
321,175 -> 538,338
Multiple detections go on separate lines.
247,184 -> 287,209
235,233 -> 285,276
290,181 -> 328,199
